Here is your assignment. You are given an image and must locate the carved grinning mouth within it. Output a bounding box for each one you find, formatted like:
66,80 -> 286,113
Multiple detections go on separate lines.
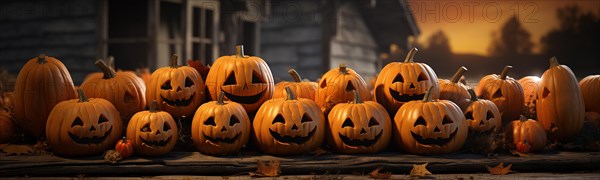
411,129 -> 458,146
222,89 -> 265,104
269,128 -> 316,144
68,127 -> 112,144
140,136 -> 172,148
203,133 -> 241,144
338,131 -> 383,147
389,88 -> 425,102
161,94 -> 194,106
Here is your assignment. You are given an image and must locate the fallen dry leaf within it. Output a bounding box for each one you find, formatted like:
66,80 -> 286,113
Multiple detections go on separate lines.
1,144 -> 33,155
509,149 -> 530,157
368,167 -> 392,179
311,147 -> 330,157
103,150 -> 123,164
249,160 -> 280,177
410,162 -> 432,177
486,162 -> 512,175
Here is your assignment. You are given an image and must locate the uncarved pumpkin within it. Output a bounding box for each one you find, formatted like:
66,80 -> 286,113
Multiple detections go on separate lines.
518,76 -> 541,119
115,136 -> 134,158
0,107 -> 15,143
315,64 -> 371,114
464,89 -> 501,133
505,115 -> 548,152
136,67 -> 152,87
273,69 -> 317,100
475,66 -> 524,125
126,100 -> 178,156
579,75 -> 600,113
438,66 -> 470,110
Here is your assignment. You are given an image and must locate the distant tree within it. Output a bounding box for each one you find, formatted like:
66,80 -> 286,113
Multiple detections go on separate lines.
426,30 -> 452,57
488,16 -> 534,57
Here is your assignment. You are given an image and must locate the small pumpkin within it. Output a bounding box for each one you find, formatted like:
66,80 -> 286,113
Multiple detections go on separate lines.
0,107 -> 16,143
126,100 -> 178,156
273,69 -> 317,100
315,64 -> 371,114
518,76 -> 541,119
147,55 -> 206,118
253,86 -> 325,156
438,66 -> 470,110
537,57 -> 584,142
464,89 -> 501,133
327,91 -> 391,154
191,92 -> 251,155
475,66 -> 524,125
393,87 -> 468,155
14,54 -> 77,137
374,48 -> 440,116
46,89 -> 123,157
206,45 -> 274,113
115,136 -> 134,158
579,75 -> 600,113
505,115 -> 548,152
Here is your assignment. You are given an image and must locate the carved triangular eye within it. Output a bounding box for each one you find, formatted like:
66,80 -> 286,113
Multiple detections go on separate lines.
204,117 -> 216,126
71,117 -> 84,127
229,116 -> 240,126
465,111 -> 474,120
486,110 -> 495,120
320,79 -> 327,88
542,87 -> 550,99
492,89 -> 502,98
346,81 -> 355,91
224,72 -> 236,86
141,124 -> 151,132
414,117 -> 427,126
393,74 -> 404,83
342,118 -> 354,128
272,114 -> 285,124
185,77 -> 194,87
163,123 -> 171,131
252,71 -> 264,83
161,80 -> 172,90
417,72 -> 428,81
442,116 -> 453,125
368,117 -> 379,127
301,114 -> 312,123
98,115 -> 109,124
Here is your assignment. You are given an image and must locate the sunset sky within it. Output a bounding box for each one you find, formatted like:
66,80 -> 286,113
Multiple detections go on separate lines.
407,0 -> 600,56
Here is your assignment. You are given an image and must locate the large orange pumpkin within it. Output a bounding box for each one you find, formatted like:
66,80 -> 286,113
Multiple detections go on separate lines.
505,115 -> 548,152
315,64 -> 371,114
126,100 -> 178,156
46,89 -> 123,157
273,69 -> 317,100
518,76 -> 541,119
475,66 -> 524,125
374,48 -> 439,116
438,66 -> 470,110
81,60 -> 147,120
206,45 -> 274,113
0,107 -> 16,143
537,57 -> 584,142
579,75 -> 600,113
464,89 -> 501,133
253,87 -> 325,156
14,54 -> 77,137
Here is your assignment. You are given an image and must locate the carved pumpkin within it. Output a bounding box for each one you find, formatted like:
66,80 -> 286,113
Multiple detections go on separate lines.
374,48 -> 440,116
273,69 -> 317,100
115,136 -> 134,158
315,64 -> 371,114
191,92 -> 251,155
14,54 -> 77,137
327,91 -> 391,154
147,55 -> 206,118
206,45 -> 274,113
518,76 -> 541,119
505,115 -> 548,152
394,87 -> 468,155
46,90 -> 123,157
438,66 -> 470,110
579,75 -> 600,113
81,60 -> 147,120
253,87 -> 325,156
464,89 -> 501,133
127,100 -> 178,156
537,57 -> 584,142
475,66 -> 524,125
0,107 -> 15,143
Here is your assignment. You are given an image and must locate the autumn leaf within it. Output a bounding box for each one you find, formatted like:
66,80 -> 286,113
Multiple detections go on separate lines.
508,149 -> 529,157
1,144 -> 33,155
104,150 -> 123,164
486,162 -> 512,175
410,162 -> 432,177
310,147 -> 330,157
368,167 -> 392,179
249,160 -> 280,177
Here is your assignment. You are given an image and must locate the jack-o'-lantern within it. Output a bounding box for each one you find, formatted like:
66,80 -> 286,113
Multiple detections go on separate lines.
505,115 -> 548,152
0,107 -> 15,143
518,76 -> 541,119
439,66 -> 470,110
374,48 -> 439,116
81,60 -> 147,120
14,54 -> 77,137
315,64 -> 370,114
253,87 -> 325,156
475,66 -> 524,125
206,45 -> 274,113
191,92 -> 251,155
273,69 -> 317,100
46,89 -> 122,157
394,87 -> 467,155
327,91 -> 391,154
579,75 -> 600,113
464,89 -> 501,133
147,55 -> 205,118
126,100 -> 178,156
537,57 -> 584,142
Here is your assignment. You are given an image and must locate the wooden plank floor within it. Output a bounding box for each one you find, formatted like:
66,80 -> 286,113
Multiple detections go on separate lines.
1,151 -> 599,176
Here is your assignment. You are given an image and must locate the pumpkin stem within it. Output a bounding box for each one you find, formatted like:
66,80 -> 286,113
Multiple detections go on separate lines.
468,88 -> 478,101
352,90 -> 363,104
288,69 -> 302,82
519,115 -> 528,122
450,66 -> 467,83
121,136 -> 127,142
170,54 -> 179,68
422,86 -> 434,102
217,92 -> 226,105
339,64 -> 348,75
235,45 -> 245,58
499,66 -> 512,80
106,56 -> 115,70
403,48 -> 418,63
37,54 -> 47,64
95,59 -> 116,79
77,89 -> 88,102
549,56 -> 560,68
150,100 -> 158,113
285,86 -> 297,100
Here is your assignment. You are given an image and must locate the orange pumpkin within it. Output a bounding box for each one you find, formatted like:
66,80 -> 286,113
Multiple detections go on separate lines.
315,64 -> 371,114
464,89 -> 501,133
206,45 -> 274,113
0,107 -> 15,143
1,92 -> 13,109
438,66 -> 470,110
518,76 -> 541,119
46,89 -> 123,157
537,57 -> 584,142
374,48 -> 440,116
273,69 -> 317,100
14,54 -> 77,137
126,100 -> 178,156
136,67 -> 152,87
505,115 -> 548,152
475,66 -> 524,125
327,91 -> 391,154
81,60 -> 147,120
253,87 -> 325,156
115,136 -> 134,158
579,75 -> 600,113
191,92 -> 251,155
393,87 -> 467,155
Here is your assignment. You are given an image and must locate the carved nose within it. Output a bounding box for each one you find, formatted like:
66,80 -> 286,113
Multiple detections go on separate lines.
479,120 -> 485,126
155,130 -> 161,135
434,126 -> 441,133
409,83 -> 416,89
89,126 -> 96,131
176,86 -> 182,92
243,84 -> 249,90
221,126 -> 227,132
360,128 -> 367,134
291,124 -> 299,131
